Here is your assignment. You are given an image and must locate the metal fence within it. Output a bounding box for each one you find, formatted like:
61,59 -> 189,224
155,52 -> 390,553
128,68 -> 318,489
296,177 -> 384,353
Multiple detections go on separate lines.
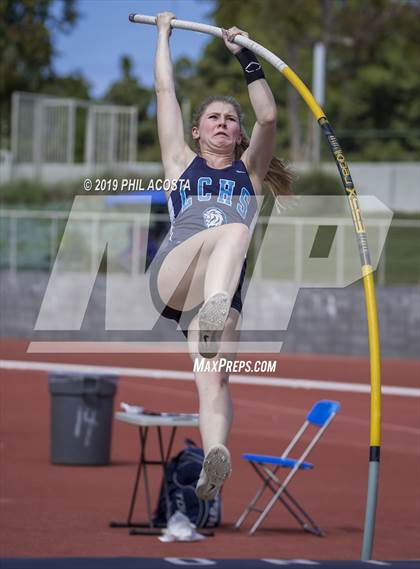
10,92 -> 137,173
1,208 -> 418,286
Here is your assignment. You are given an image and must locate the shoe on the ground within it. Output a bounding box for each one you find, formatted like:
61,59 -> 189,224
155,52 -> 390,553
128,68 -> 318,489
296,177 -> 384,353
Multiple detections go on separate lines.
195,444 -> 232,501
198,292 -> 230,359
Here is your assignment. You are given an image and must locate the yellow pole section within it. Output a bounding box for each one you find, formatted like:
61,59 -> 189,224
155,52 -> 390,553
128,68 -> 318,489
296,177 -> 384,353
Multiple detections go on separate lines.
282,66 -> 325,121
362,270 -> 382,446
282,63 -> 381,449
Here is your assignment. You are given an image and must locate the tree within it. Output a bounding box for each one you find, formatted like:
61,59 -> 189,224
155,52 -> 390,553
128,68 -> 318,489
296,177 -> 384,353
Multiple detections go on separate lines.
104,55 -> 151,120
104,55 -> 154,160
40,72 -> 90,99
0,0 -> 80,148
326,0 -> 420,160
178,0 -> 420,162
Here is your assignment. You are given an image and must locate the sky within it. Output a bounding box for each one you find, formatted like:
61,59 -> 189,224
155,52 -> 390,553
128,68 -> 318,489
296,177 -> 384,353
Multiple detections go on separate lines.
53,0 -> 215,98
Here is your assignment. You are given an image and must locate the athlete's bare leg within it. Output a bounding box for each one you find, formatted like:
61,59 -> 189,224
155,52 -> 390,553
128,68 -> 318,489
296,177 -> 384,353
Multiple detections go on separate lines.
156,223 -> 250,312
188,307 -> 240,499
203,223 -> 250,300
188,307 -> 240,452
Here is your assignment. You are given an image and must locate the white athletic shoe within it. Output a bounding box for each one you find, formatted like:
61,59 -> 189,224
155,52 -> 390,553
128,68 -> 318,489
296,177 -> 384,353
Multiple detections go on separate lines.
195,444 -> 232,501
198,292 -> 230,359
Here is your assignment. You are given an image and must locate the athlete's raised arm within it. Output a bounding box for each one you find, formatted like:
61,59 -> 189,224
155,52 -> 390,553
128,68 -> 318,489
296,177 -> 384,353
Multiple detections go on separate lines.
222,28 -> 277,185
155,12 -> 195,179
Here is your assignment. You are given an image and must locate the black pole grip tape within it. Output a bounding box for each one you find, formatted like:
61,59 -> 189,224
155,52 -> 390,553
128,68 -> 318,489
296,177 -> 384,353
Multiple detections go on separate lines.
369,446 -> 381,462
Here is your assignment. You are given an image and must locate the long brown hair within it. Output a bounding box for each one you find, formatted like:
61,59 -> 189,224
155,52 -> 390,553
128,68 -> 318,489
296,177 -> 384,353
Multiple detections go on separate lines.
191,96 -> 293,197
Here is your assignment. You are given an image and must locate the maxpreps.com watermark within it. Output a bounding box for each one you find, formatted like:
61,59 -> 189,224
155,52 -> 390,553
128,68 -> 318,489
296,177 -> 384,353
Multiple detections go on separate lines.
83,178 -> 190,192
193,358 -> 277,374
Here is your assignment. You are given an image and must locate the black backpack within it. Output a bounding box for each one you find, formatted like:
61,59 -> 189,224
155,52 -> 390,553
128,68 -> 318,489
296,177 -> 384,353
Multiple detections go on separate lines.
153,439 -> 222,528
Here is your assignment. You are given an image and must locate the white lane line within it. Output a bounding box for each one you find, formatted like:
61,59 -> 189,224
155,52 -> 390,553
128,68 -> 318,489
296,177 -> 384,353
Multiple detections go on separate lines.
1,359 -> 419,398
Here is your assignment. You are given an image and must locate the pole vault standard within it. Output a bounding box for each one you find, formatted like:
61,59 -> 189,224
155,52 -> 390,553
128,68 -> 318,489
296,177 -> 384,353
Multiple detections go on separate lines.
129,14 -> 381,560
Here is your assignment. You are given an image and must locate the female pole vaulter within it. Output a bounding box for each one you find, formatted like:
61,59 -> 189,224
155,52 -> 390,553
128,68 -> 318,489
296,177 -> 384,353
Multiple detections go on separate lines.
149,11 -> 292,500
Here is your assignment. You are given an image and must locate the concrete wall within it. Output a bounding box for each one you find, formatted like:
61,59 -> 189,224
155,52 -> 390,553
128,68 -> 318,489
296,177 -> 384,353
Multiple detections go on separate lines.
1,270 -> 418,358
297,162 -> 420,213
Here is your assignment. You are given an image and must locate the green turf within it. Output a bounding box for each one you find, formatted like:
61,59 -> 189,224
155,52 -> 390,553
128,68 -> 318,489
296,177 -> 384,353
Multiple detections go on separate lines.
246,217 -> 419,286
380,225 -> 420,284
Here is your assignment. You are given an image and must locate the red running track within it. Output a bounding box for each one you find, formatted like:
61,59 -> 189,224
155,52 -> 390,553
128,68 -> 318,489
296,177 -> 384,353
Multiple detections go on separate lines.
0,340 -> 419,560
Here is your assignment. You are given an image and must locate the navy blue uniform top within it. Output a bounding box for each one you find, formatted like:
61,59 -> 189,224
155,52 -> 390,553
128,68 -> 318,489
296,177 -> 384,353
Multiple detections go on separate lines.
166,155 -> 258,246
149,155 -> 256,333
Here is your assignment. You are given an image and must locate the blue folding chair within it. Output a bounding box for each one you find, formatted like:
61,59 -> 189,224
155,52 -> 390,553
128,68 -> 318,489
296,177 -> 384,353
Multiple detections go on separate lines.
234,399 -> 341,536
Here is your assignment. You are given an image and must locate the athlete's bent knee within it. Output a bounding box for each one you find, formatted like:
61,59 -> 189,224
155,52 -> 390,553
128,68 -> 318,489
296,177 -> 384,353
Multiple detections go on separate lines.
225,223 -> 250,242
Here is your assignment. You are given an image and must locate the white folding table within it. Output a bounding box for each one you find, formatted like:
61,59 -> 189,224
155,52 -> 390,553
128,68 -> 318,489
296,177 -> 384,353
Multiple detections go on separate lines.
109,411 -> 200,535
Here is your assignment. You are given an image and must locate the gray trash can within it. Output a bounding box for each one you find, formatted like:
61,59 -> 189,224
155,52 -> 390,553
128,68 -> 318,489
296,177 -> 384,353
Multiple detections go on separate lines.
48,373 -> 118,465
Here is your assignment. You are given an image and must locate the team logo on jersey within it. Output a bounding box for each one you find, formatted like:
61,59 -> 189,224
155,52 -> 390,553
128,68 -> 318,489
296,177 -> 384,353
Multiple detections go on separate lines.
203,207 -> 226,228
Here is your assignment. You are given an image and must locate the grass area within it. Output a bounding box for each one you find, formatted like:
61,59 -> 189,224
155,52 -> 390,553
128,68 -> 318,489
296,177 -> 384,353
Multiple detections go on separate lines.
247,215 -> 419,286
381,224 -> 420,284
0,179 -> 81,206
0,170 -> 160,206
